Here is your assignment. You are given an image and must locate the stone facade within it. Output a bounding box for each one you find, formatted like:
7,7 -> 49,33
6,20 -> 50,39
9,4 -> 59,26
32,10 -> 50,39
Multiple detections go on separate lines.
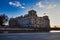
9,10 -> 50,28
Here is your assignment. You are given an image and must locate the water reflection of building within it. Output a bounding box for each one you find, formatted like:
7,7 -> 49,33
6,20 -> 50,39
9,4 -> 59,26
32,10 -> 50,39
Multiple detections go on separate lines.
9,10 -> 50,29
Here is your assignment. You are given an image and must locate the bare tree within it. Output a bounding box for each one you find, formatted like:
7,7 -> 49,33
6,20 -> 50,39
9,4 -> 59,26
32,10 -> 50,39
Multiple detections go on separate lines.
0,14 -> 8,26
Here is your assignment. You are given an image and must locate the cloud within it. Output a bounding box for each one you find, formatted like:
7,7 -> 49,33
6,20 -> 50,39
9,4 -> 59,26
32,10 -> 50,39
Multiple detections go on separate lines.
46,4 -> 56,9
36,2 -> 45,8
21,6 -> 25,8
36,1 -> 56,9
9,1 -> 25,8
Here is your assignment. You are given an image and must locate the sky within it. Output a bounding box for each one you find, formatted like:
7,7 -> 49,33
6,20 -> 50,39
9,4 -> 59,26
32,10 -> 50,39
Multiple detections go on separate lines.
0,0 -> 60,27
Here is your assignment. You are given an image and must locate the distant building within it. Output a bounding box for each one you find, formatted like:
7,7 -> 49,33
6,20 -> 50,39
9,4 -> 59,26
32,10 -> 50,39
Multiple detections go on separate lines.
9,10 -> 50,29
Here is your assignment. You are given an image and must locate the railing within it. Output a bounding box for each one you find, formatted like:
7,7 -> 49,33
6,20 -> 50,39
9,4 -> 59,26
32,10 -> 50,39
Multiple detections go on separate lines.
0,28 -> 35,30
0,28 -> 60,30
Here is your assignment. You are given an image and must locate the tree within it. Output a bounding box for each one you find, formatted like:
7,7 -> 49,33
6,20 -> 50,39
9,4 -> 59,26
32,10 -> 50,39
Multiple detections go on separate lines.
0,14 -> 8,26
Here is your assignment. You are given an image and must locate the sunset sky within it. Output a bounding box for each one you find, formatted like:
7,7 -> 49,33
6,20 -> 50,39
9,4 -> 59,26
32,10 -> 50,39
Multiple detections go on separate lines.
0,0 -> 60,27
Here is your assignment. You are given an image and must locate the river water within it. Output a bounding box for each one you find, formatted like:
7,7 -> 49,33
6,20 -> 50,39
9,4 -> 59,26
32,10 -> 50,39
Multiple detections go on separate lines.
0,31 -> 60,40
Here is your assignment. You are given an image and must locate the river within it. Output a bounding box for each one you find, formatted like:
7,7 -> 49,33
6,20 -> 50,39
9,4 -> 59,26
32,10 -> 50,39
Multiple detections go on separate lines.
0,30 -> 60,40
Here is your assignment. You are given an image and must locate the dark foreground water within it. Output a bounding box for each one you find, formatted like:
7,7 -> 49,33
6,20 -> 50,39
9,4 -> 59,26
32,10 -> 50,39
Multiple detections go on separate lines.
0,32 -> 60,40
